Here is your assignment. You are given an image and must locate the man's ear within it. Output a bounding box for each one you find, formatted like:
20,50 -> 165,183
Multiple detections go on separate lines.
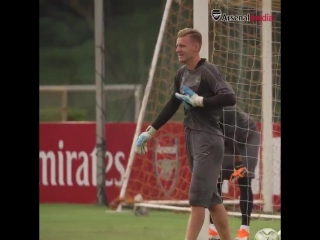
194,43 -> 200,51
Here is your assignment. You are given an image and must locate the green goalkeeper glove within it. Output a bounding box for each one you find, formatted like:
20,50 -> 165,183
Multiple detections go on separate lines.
135,126 -> 157,155
175,86 -> 203,107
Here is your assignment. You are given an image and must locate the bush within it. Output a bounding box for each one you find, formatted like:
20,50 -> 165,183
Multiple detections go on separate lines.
39,16 -> 92,48
40,108 -> 87,122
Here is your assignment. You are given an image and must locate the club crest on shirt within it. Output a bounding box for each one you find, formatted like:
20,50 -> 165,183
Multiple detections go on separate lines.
153,135 -> 180,197
195,76 -> 201,84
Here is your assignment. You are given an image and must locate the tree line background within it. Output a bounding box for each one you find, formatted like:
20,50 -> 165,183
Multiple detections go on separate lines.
40,0 -> 165,86
40,0 -> 167,121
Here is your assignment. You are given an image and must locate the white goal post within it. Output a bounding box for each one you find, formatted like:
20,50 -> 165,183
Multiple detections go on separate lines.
116,0 -> 280,235
116,0 -> 175,211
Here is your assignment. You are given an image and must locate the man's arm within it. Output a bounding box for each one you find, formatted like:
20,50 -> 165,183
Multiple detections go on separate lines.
203,65 -> 236,108
219,121 -> 239,156
226,136 -> 248,182
151,94 -> 181,130
135,75 -> 182,155
150,74 -> 182,130
224,136 -> 241,159
221,106 -> 237,126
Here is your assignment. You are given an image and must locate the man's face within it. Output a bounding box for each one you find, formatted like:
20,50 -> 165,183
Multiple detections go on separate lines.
176,35 -> 199,63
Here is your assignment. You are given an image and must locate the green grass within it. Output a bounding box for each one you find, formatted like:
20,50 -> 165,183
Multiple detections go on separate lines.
40,204 -> 280,240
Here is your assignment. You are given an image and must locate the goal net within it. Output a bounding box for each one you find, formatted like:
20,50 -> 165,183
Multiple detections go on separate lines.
116,0 -> 280,222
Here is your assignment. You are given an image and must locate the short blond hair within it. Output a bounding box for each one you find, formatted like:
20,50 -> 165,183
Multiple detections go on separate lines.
177,28 -> 202,46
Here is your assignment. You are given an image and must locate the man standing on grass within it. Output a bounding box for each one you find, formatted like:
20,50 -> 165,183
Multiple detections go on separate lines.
135,28 -> 236,240
209,105 -> 261,240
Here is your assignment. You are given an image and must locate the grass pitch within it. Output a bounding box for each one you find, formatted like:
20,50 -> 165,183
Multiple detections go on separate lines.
40,204 -> 280,240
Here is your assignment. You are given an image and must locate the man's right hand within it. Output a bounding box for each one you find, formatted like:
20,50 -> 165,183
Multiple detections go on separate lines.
135,126 -> 157,155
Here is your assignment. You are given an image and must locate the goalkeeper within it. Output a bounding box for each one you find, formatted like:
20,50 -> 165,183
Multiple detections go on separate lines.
135,28 -> 236,240
209,105 -> 261,240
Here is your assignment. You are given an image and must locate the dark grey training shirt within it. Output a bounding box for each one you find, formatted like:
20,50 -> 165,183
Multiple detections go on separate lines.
174,60 -> 235,135
220,105 -> 258,143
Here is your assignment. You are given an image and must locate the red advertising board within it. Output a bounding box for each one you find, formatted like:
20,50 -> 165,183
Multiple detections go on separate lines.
39,123 -> 135,204
39,122 -> 280,209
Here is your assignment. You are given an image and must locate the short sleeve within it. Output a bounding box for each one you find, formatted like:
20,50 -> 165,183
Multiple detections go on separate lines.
205,65 -> 235,95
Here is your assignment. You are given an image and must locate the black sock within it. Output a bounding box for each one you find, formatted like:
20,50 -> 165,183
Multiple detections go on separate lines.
238,177 -> 253,226
210,181 -> 223,224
